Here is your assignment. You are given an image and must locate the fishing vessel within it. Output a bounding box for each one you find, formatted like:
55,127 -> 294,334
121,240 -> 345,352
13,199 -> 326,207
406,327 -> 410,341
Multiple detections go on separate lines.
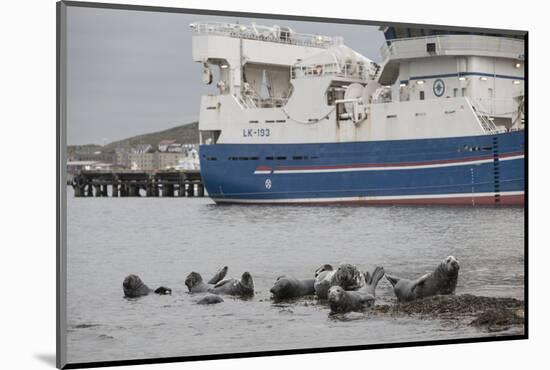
190,22 -> 525,205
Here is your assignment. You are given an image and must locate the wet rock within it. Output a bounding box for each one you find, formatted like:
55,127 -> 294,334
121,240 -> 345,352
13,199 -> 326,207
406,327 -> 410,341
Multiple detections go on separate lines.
196,294 -> 224,305
470,308 -> 524,332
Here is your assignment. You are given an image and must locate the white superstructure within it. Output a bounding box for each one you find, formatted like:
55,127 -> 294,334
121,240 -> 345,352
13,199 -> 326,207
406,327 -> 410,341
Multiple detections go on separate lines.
191,22 -> 525,145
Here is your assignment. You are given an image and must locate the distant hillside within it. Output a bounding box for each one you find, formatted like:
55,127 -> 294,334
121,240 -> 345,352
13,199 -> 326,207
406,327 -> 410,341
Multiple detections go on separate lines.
101,122 -> 199,152
67,144 -> 103,157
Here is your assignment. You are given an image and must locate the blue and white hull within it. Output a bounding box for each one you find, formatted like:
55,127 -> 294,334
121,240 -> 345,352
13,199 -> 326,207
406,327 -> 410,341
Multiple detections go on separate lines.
199,131 -> 524,206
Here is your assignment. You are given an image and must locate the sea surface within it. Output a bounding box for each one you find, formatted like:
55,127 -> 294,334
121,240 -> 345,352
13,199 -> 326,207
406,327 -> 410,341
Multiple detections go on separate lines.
66,190 -> 525,364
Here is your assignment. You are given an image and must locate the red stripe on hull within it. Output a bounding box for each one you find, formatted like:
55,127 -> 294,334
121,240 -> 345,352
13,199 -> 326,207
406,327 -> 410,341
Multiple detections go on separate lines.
255,166 -> 272,171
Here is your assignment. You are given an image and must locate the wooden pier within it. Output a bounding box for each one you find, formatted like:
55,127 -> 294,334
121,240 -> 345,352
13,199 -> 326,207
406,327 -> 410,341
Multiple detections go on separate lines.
70,170 -> 205,198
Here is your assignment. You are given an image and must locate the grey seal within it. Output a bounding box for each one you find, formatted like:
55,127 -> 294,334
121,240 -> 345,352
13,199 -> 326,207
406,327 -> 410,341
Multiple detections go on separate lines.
207,272 -> 254,297
270,276 -> 315,300
197,294 -> 224,305
328,266 -> 385,314
122,274 -> 172,298
185,266 -> 228,293
314,263 -> 364,299
385,256 -> 460,302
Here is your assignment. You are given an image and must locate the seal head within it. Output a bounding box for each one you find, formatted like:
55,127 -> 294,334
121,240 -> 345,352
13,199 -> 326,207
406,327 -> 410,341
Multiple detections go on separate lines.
185,272 -> 204,291
443,256 -> 460,275
332,264 -> 364,290
123,274 -> 152,298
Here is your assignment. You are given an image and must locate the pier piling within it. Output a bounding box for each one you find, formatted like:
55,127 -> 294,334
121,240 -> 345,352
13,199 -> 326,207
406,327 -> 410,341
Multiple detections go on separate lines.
197,183 -> 205,197
70,170 -> 203,199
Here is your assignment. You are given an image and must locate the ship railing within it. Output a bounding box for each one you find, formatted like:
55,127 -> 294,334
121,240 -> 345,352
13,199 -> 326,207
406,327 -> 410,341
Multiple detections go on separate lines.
471,98 -> 520,117
190,22 -> 343,49
291,62 -> 369,80
233,93 -> 288,109
380,34 -> 524,61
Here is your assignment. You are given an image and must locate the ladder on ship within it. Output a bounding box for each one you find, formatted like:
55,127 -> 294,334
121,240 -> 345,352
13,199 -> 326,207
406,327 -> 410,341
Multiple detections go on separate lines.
469,99 -> 499,134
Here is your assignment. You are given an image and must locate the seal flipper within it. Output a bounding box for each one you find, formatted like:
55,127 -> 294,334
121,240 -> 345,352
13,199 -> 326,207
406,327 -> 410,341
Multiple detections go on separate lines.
207,266 -> 228,284
385,274 -> 400,288
359,293 -> 376,308
213,279 -> 232,289
411,273 -> 431,292
364,266 -> 385,296
315,264 -> 333,278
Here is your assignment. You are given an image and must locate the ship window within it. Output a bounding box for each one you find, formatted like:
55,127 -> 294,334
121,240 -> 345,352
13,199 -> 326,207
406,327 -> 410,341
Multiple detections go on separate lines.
419,91 -> 425,100
453,88 -> 458,97
292,156 -> 304,160
266,156 -> 274,160
276,120 -> 286,123
488,88 -> 493,99
206,157 -> 217,161
249,120 -> 259,124
276,156 -> 287,160
250,157 -> 260,160
238,157 -> 249,160
461,88 -> 467,96
386,114 -> 397,118
265,120 -> 275,123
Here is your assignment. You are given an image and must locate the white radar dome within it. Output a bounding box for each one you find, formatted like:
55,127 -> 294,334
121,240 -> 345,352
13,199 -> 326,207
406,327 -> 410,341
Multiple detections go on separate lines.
343,83 -> 365,113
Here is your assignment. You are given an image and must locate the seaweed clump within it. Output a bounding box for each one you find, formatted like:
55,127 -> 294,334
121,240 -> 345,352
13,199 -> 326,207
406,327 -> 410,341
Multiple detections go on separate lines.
372,294 -> 524,332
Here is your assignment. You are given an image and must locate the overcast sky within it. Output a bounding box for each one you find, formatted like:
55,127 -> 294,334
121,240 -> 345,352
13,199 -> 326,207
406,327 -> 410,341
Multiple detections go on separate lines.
66,6 -> 385,145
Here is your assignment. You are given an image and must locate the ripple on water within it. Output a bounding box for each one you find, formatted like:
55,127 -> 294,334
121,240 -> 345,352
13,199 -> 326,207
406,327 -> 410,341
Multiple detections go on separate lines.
72,323 -> 101,329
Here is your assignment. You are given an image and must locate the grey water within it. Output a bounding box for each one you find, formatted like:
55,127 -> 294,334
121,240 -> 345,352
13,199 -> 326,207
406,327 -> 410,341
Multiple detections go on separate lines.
66,190 -> 525,364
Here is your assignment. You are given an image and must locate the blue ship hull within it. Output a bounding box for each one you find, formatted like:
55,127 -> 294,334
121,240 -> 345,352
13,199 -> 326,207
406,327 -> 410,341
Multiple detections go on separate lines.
199,131 -> 524,205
